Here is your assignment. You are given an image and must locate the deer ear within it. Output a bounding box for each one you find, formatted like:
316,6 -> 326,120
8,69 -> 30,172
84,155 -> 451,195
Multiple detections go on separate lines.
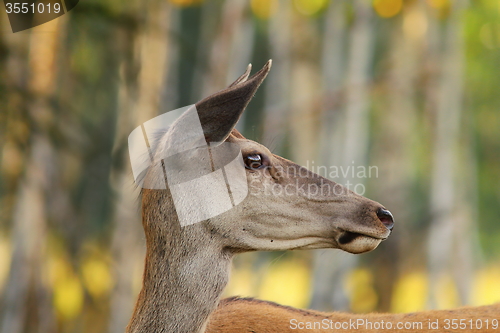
195,60 -> 272,144
228,64 -> 252,88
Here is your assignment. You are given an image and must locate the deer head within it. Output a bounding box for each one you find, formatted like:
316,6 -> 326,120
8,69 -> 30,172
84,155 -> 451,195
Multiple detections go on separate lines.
128,60 -> 393,333
141,60 -> 393,255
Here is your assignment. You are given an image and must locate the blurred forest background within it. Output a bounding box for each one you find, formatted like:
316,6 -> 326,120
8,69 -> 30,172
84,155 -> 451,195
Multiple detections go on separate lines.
1,0 -> 500,332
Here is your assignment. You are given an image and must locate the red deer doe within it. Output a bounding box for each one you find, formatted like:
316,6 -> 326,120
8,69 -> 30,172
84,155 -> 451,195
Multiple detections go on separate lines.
126,61 -> 498,333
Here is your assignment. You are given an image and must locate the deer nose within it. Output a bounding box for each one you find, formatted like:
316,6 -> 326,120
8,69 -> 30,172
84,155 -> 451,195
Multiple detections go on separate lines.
377,208 -> 394,231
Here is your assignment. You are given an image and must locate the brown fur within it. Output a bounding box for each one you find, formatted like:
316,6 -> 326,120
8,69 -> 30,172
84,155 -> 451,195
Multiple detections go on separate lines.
207,297 -> 500,333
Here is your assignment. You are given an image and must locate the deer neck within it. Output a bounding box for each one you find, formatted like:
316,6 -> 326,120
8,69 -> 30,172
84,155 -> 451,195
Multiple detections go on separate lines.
126,190 -> 232,333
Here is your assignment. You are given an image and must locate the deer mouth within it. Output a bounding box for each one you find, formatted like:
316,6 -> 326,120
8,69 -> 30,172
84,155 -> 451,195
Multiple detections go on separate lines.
336,230 -> 388,254
338,231 -> 364,245
338,230 -> 387,244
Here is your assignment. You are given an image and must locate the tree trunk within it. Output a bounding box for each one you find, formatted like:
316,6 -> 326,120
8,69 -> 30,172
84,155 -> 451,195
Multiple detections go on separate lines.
310,0 -> 375,312
261,0 -> 292,152
310,0 -> 349,312
426,0 -> 476,308
108,3 -> 171,333
368,3 -> 421,311
0,19 -> 63,333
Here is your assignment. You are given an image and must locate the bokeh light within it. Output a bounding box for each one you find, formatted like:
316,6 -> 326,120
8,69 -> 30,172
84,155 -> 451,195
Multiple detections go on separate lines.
373,0 -> 403,18
403,7 -> 428,40
168,0 -> 204,7
346,269 -> 378,313
251,0 -> 279,19
391,271 -> 428,313
479,23 -> 500,49
294,0 -> 328,16
427,0 -> 450,9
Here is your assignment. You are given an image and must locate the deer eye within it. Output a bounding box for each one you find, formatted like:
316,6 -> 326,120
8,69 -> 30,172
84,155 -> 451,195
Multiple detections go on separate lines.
244,154 -> 264,170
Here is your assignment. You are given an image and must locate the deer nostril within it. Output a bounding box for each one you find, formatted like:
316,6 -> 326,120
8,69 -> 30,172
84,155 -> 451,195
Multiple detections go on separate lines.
377,208 -> 394,231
